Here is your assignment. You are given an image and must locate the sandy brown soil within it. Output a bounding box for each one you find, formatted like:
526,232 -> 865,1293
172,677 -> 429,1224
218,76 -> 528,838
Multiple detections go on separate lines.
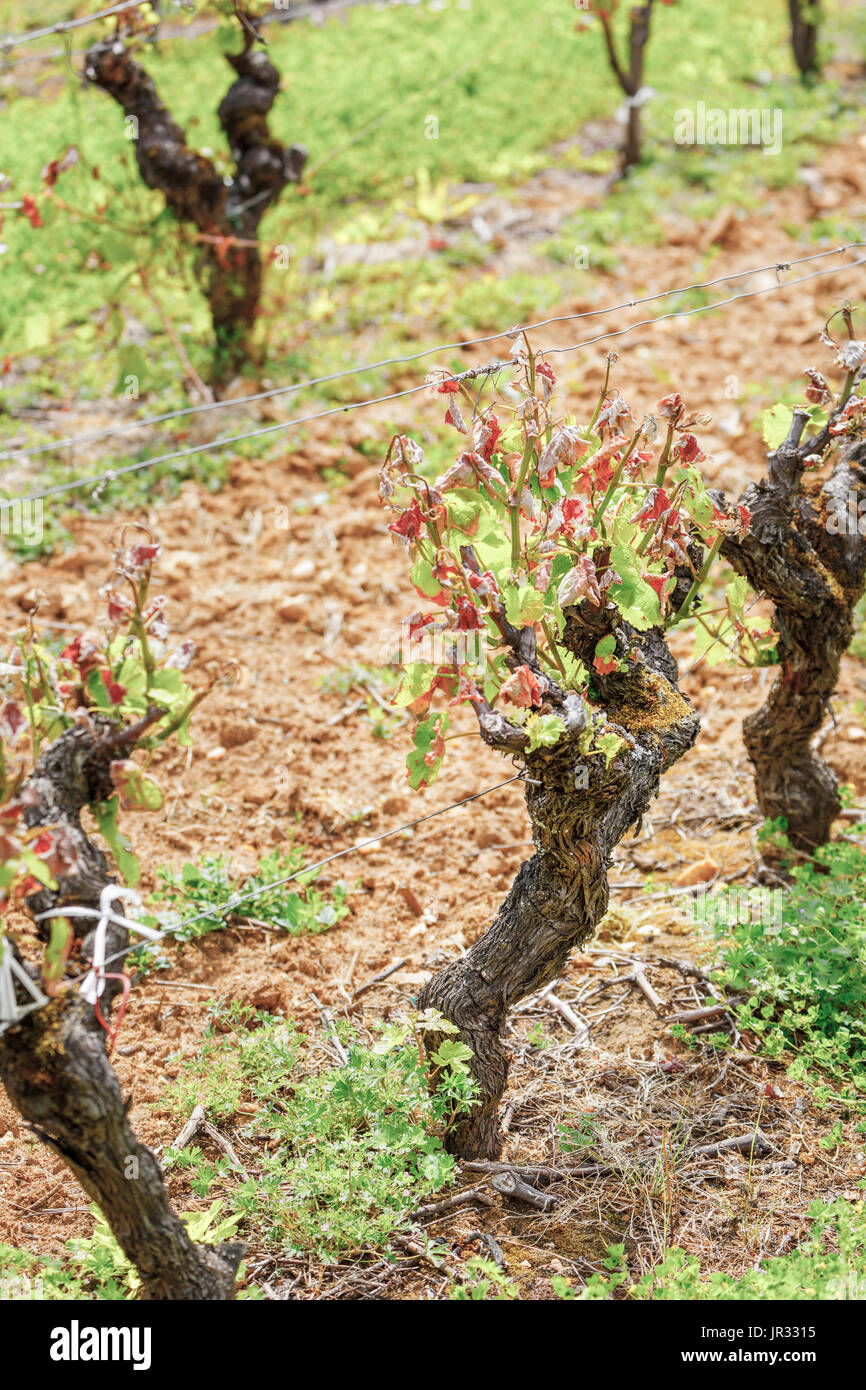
2,135 -> 866,1298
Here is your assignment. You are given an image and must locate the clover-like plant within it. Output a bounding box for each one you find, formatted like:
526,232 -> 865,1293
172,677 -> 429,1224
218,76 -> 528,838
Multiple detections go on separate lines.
380,340 -> 750,1157
0,529 -> 243,1299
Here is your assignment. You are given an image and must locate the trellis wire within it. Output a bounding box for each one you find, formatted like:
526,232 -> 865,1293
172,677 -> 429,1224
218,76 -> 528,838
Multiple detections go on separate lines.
0,772 -> 525,1038
2,236 -> 865,1032
6,241 -> 865,465
12,247 -> 866,507
0,1 -> 143,51
0,0 -> 408,69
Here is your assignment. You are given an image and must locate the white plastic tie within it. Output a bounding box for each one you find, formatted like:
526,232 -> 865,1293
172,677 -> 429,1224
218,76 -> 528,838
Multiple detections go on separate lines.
34,885 -> 158,1006
0,936 -> 49,1025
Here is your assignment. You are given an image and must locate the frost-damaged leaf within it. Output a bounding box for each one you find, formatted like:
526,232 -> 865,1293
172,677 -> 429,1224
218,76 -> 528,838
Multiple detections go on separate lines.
558,554 -> 602,609
126,543 -> 161,574
110,759 -> 164,812
165,640 -> 196,671
84,667 -> 127,709
60,630 -> 103,675
407,712 -> 449,789
0,701 -> 27,746
473,412 -> 502,460
436,451 -> 506,496
30,827 -> 80,880
388,498 -> 425,544
93,797 -> 141,886
537,426 -> 590,488
444,400 -> 467,434
499,664 -> 543,709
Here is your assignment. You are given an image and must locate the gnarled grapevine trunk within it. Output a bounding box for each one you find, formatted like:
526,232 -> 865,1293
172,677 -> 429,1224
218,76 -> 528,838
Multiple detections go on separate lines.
419,587 -> 699,1159
85,23 -> 307,384
597,0 -> 656,173
0,720 -> 243,1299
719,416 -> 866,861
789,0 -> 820,80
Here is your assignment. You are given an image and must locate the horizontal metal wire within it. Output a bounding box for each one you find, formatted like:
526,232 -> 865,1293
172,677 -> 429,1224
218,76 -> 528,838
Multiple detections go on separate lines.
0,0 -> 143,51
6,241 -> 864,465
12,247 -> 866,506
0,771 -> 525,1036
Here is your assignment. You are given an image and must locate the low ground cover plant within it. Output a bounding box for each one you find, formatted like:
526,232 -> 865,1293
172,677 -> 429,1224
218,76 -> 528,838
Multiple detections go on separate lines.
572,1198 -> 866,1300
703,829 -> 866,1104
161,1004 -> 476,1261
150,846 -> 353,941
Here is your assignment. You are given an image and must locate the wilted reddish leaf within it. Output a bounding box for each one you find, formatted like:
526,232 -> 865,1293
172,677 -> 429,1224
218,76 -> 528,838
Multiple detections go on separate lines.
0,700 -> 27,746
165,639 -> 196,671
673,433 -> 704,464
30,826 -> 80,880
537,426 -> 590,487
388,498 -> 425,543
126,542 -> 161,573
499,664 -> 542,709
656,392 -> 684,419
558,554 -> 603,609
473,412 -> 502,460
631,487 -> 671,528
99,669 -> 127,705
20,194 -> 42,229
60,630 -> 102,675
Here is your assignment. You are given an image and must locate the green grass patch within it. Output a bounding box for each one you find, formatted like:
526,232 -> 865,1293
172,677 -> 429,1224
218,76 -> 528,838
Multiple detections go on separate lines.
698,828 -> 866,1106
559,1198 -> 866,1300
144,842 -> 354,947
1,0 -> 863,429
160,1003 -> 476,1262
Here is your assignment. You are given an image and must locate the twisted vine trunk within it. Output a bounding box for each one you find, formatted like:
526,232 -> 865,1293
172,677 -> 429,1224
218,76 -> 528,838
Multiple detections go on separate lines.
0,720 -> 243,1299
720,423 -> 866,859
598,0 -> 655,173
789,0 -> 820,80
85,30 -> 307,383
419,585 -> 698,1159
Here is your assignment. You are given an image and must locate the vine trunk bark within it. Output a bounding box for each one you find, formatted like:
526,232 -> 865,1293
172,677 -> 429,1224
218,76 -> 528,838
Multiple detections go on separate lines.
719,422 -> 866,860
0,719 -> 243,1299
788,0 -> 820,80
419,587 -> 699,1158
85,33 -> 307,385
